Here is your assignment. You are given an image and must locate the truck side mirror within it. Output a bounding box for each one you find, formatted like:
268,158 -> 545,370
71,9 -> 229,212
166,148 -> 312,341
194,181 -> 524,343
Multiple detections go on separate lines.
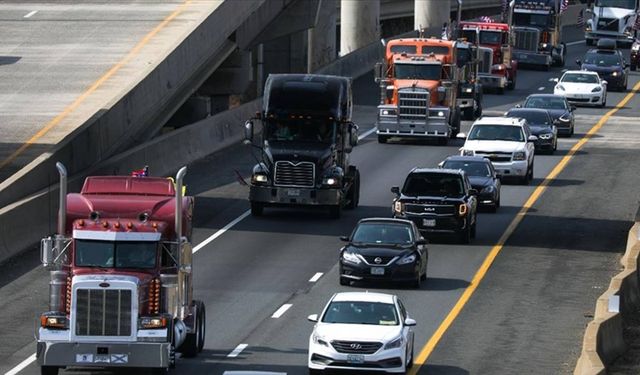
374,62 -> 384,83
349,123 -> 359,148
244,120 -> 254,145
391,186 -> 400,195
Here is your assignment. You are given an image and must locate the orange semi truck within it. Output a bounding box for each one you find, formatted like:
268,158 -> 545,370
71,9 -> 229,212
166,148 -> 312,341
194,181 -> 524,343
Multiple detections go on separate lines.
375,38 -> 463,145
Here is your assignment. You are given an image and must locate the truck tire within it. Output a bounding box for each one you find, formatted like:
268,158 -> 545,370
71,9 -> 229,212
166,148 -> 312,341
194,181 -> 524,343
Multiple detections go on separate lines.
40,367 -> 59,375
346,169 -> 360,209
377,135 -> 388,143
329,204 -> 341,219
632,64 -> 637,71
196,300 -> 206,352
449,107 -> 461,138
250,202 -> 264,216
181,300 -> 205,357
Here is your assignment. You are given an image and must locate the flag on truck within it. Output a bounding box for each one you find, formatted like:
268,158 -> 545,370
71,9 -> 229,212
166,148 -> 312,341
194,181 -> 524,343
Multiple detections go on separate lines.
479,16 -> 495,23
560,0 -> 569,14
633,12 -> 640,31
577,9 -> 584,29
501,0 -> 509,21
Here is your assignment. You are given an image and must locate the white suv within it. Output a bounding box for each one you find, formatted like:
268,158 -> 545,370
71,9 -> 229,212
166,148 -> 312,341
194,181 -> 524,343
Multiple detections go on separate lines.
307,292 -> 416,374
458,117 -> 536,184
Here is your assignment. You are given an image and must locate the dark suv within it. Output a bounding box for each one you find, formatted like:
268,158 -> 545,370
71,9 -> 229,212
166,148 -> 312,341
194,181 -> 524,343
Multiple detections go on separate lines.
391,168 -> 478,243
576,45 -> 629,92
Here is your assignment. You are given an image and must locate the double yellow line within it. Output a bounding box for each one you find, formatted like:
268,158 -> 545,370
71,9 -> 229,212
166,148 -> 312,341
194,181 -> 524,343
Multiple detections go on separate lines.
408,79 -> 640,374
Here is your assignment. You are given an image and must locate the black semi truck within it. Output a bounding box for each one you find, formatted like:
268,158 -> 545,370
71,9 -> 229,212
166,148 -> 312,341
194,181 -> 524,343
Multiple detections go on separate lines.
244,74 -> 360,218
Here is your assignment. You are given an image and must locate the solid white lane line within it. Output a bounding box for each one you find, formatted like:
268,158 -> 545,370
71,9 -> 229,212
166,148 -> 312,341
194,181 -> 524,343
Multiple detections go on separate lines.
271,304 -> 293,319
309,272 -> 323,282
567,40 -> 585,46
192,210 -> 250,253
227,343 -> 248,358
4,353 -> 36,375
359,126 -> 377,140
23,10 -> 37,18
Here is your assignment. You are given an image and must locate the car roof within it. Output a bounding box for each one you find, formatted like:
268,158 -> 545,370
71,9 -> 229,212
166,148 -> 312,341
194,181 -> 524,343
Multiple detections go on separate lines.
525,93 -> 564,99
506,107 -> 548,114
358,217 -> 414,226
332,292 -> 396,304
410,167 -> 465,176
562,70 -> 598,76
443,155 -> 490,163
472,116 -> 526,126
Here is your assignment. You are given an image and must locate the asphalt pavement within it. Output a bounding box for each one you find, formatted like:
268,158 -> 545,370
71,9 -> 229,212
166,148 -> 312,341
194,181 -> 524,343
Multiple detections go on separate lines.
2,34 -> 640,375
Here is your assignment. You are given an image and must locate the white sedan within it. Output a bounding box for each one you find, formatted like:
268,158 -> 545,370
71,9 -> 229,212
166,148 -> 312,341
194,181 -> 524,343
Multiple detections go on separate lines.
308,292 -> 416,374
553,70 -> 607,107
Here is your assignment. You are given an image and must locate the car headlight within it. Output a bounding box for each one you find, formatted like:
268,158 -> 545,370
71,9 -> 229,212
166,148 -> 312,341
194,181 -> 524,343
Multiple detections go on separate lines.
555,84 -> 565,91
251,174 -> 268,184
462,149 -> 474,156
591,86 -> 602,92
384,336 -> 404,350
513,151 -> 526,161
342,251 -> 361,265
558,114 -> 571,122
381,108 -> 397,116
394,200 -> 404,214
612,71 -> 619,77
312,333 -> 329,347
480,185 -> 495,193
397,254 -> 416,265
322,177 -> 339,186
538,133 -> 553,140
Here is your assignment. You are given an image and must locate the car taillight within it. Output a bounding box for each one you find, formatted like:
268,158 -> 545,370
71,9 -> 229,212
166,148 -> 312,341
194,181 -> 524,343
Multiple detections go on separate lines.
148,278 -> 161,314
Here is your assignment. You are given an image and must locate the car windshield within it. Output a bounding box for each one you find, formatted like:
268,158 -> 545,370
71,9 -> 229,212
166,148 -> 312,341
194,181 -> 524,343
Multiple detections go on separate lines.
443,161 -> 491,177
75,240 -> 157,269
265,118 -> 336,143
352,223 -> 413,245
561,73 -> 599,84
322,301 -> 399,325
506,110 -> 550,125
394,63 -> 441,80
524,96 -> 567,110
583,52 -> 621,67
596,0 -> 635,9
468,124 -> 525,142
479,30 -> 502,45
402,173 -> 465,197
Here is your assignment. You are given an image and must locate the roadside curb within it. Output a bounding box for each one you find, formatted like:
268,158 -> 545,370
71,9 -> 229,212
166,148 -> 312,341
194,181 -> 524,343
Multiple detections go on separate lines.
574,211 -> 640,374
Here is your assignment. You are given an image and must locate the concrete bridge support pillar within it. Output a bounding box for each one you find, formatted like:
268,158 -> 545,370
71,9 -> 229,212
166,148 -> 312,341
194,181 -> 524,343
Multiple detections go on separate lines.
308,0 -> 338,72
340,0 -> 380,56
415,0 -> 450,33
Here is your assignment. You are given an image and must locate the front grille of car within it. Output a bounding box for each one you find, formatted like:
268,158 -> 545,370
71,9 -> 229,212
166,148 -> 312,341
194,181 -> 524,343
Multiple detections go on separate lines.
274,161 -> 315,187
514,28 -> 539,52
398,89 -> 429,120
362,255 -> 396,265
75,288 -> 132,336
567,97 -> 591,103
405,203 -> 455,215
332,340 -> 383,354
597,18 -> 618,32
479,47 -> 493,73
475,151 -> 512,162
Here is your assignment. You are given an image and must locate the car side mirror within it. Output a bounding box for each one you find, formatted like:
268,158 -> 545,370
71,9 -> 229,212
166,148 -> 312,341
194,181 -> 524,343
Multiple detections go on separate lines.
528,135 -> 538,142
469,188 -> 478,196
391,186 -> 400,195
437,161 -> 445,168
404,318 -> 417,326
575,59 -> 582,66
340,235 -> 350,242
243,120 -> 254,145
308,314 -> 319,322
416,239 -> 428,245
602,80 -> 608,85
570,105 -> 576,111
349,122 -> 359,148
456,132 -> 467,139
552,78 -> 559,83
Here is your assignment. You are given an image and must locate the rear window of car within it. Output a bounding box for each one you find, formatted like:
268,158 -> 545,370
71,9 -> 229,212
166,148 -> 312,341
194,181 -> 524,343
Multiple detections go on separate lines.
402,173 -> 464,197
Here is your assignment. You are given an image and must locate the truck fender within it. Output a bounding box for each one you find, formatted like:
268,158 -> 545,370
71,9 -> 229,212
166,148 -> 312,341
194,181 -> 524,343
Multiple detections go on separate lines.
252,162 -> 269,175
174,319 -> 187,349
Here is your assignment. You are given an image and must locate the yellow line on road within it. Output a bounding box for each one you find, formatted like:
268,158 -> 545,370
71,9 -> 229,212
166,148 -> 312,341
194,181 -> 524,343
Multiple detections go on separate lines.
409,81 -> 640,374
0,0 -> 192,172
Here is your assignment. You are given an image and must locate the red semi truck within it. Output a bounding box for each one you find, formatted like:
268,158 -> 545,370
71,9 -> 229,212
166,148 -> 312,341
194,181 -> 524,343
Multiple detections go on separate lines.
37,163 -> 204,375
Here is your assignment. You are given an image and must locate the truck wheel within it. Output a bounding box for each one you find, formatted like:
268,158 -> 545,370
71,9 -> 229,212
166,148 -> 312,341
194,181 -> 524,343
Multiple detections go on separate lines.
346,170 -> 360,209
329,205 -> 341,219
196,300 -> 206,352
377,135 -> 388,143
40,367 -> 59,375
632,64 -> 637,71
462,107 -> 474,121
449,107 -> 461,138
181,301 -> 205,358
250,202 -> 264,216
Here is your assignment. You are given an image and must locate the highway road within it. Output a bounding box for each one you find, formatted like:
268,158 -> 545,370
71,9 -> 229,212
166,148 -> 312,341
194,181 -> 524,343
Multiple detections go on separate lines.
2,31 -> 640,375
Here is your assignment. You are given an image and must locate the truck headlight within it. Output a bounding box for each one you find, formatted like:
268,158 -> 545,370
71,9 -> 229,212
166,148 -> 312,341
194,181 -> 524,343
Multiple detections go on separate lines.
464,87 -> 473,93
380,108 -> 397,116
322,177 -> 339,186
342,251 -> 361,265
397,254 -> 416,265
612,71 -> 619,77
384,336 -> 404,350
513,151 -> 526,161
139,316 -> 168,329
540,43 -> 548,49
591,86 -> 602,92
252,174 -> 268,184
462,149 -> 474,156
40,313 -> 68,329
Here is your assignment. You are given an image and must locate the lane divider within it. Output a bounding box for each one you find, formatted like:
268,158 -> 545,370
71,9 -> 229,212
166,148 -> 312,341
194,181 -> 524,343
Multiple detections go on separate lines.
0,0 -> 193,173
23,10 -> 37,18
309,272 -> 324,282
3,353 -> 36,375
227,343 -> 248,358
408,78 -> 640,375
271,304 -> 293,319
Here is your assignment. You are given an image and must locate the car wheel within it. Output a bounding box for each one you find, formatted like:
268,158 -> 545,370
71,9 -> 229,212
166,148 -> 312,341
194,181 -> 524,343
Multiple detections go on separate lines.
570,124 -> 574,136
406,341 -> 415,369
602,94 -> 607,108
377,135 -> 388,144
250,202 -> 264,216
458,225 -> 471,244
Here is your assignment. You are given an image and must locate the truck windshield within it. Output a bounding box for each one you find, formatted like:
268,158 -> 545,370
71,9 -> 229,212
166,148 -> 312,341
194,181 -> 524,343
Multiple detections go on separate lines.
513,13 -> 552,28
394,63 -> 441,80
265,118 -> 336,144
461,29 -> 478,44
402,173 -> 464,197
75,240 -> 157,269
468,125 -> 525,142
596,0 -> 635,9
479,30 -> 502,45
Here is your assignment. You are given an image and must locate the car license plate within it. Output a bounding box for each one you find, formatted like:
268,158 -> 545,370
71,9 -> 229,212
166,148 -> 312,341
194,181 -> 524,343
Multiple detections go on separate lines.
347,354 -> 365,364
371,267 -> 385,275
423,219 -> 436,227
287,189 -> 300,197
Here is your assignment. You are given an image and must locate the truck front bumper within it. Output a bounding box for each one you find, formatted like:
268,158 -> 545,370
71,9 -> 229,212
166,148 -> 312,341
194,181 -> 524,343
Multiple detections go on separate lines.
586,31 -> 634,44
249,185 -> 342,206
37,340 -> 171,368
512,51 -> 552,66
456,97 -> 475,109
478,74 -> 507,89
376,117 -> 450,138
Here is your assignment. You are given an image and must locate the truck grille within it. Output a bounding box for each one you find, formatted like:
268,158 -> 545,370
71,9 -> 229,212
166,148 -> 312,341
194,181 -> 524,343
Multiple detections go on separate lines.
75,289 -> 132,336
597,18 -> 618,32
274,161 -> 315,187
479,47 -> 493,73
514,28 -> 539,52
405,203 -> 455,215
475,151 -> 512,163
332,340 -> 383,354
398,89 -> 429,120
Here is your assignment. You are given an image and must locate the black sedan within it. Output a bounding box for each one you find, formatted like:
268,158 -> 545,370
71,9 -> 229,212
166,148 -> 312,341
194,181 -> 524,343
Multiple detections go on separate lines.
505,108 -> 557,153
520,94 -> 575,137
339,218 -> 428,288
577,48 -> 628,91
440,156 -> 501,212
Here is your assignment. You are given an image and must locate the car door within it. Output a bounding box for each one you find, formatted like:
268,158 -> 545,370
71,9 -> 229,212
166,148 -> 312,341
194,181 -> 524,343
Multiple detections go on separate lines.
397,298 -> 414,354
522,123 -> 535,162
413,223 -> 427,274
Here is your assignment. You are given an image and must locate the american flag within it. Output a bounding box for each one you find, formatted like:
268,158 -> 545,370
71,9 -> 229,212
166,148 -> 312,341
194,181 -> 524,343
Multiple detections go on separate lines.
501,0 -> 509,21
131,166 -> 149,177
479,16 -> 495,23
633,12 -> 640,30
560,0 -> 569,14
577,9 -> 584,29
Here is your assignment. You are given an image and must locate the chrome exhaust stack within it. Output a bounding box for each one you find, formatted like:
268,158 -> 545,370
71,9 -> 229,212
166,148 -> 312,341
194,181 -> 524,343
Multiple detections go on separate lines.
56,162 -> 67,236
175,166 -> 187,241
